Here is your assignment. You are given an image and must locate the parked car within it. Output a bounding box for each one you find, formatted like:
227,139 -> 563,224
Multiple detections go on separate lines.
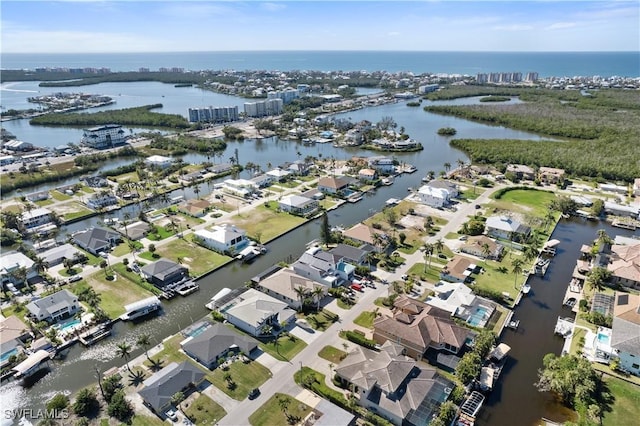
67,275 -> 82,283
401,274 -> 409,281
165,409 -> 178,422
248,388 -> 261,400
99,252 -> 109,259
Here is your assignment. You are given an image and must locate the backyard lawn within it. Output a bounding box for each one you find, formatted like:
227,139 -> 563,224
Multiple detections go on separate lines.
491,188 -> 557,217
80,269 -> 156,318
602,377 -> 640,426
229,204 -> 306,243
407,263 -> 443,284
353,311 -> 377,329
183,394 -> 226,424
472,253 -> 531,301
146,335 -> 185,367
303,309 -> 339,331
318,345 -> 347,363
51,190 -> 72,201
249,393 -> 312,426
259,334 -> 307,361
209,359 -> 271,400
144,237 -> 232,277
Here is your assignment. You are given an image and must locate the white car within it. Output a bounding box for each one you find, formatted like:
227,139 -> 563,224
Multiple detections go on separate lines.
99,252 -> 109,259
165,409 -> 178,422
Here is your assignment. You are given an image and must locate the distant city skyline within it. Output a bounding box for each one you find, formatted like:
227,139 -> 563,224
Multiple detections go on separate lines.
2,1 -> 639,53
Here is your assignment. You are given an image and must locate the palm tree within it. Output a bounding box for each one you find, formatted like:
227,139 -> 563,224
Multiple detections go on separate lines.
193,184 -> 201,199
116,342 -> 133,374
137,334 -> 152,362
511,258 -> 524,289
312,287 -> 324,311
596,229 -> 612,246
33,256 -> 49,275
523,245 -> 538,263
122,212 -> 131,238
434,239 -> 444,256
294,286 -> 308,311
481,243 -> 491,265
443,162 -> 451,173
423,243 -> 434,272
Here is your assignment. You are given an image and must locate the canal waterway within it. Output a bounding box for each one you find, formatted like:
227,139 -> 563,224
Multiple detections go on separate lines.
478,218 -> 637,426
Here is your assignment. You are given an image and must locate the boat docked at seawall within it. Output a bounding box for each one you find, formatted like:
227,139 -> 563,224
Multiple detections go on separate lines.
78,323 -> 112,346
175,281 -> 199,296
120,296 -> 161,321
457,391 -> 484,426
12,350 -> 53,380
522,284 -> 531,295
381,177 -> 394,186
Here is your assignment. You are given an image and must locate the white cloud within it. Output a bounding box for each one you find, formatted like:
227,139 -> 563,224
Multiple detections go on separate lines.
545,22 -> 577,30
387,31 -> 401,37
261,2 -> 286,12
492,24 -> 534,31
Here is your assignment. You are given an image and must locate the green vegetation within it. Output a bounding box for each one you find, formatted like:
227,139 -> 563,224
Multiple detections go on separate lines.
427,88 -> 640,181
425,85 -> 526,101
602,377 -> 640,426
318,345 -> 348,363
144,132 -> 227,155
259,334 -> 307,361
183,394 -> 226,425
341,330 -> 377,349
304,309 -> 339,331
437,127 -> 457,136
229,204 -> 306,243
249,393 -> 312,426
30,104 -> 192,129
81,268 -> 156,318
149,237 -> 231,277
353,311 -> 377,329
491,187 -> 558,217
209,359 -> 271,400
479,96 -> 511,102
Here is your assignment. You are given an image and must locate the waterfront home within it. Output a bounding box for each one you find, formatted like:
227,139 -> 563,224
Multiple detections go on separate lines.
426,179 -> 459,198
138,361 -> 207,416
440,255 -> 479,283
610,292 -> 640,376
344,128 -> 365,145
26,289 -> 79,324
367,156 -> 395,174
222,178 -> 257,198
358,168 -> 378,181
85,192 -> 118,210
292,246 -> 356,288
194,224 -> 248,254
25,191 -> 50,203
81,176 -> 109,188
39,243 -> 82,267
116,220 -> 151,241
538,167 -> 566,185
3,140 -> 34,151
0,251 -> 37,286
249,174 -> 274,188
459,236 -> 504,260
603,201 -> 639,219
334,340 -> 453,426
19,207 -> 53,231
255,268 -> 327,310
179,171 -> 202,183
141,258 -> 189,288
144,155 -> 174,169
329,243 -> 372,266
81,124 -> 126,149
278,194 -> 319,216
342,223 -> 389,252
207,163 -> 234,175
426,281 -> 497,328
72,227 -> 121,255
0,316 -> 30,368
181,323 -> 258,369
286,160 -> 311,176
485,215 -> 531,242
266,168 -> 292,182
416,185 -> 451,208
607,243 -> 640,290
178,199 -> 211,218
373,295 -> 475,363
318,176 -> 351,195
220,288 -> 296,337
505,164 -> 535,181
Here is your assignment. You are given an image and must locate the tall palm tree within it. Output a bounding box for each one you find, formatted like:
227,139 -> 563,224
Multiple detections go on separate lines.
122,212 -> 131,238
434,239 -> 444,256
423,243 -> 434,272
511,258 -> 524,289
481,243 -> 491,265
312,287 -> 324,311
116,342 -> 133,374
293,286 -> 308,311
33,257 -> 49,275
193,184 -> 201,200
137,334 -> 152,362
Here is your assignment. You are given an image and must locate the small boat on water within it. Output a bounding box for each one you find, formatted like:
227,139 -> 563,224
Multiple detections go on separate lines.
176,281 -> 199,296
78,323 -> 112,346
521,284 -> 531,294
506,319 -> 520,330
381,177 -> 394,186
120,296 -> 161,321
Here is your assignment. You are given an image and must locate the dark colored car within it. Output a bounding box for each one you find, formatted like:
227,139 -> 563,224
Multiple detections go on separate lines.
248,388 -> 260,400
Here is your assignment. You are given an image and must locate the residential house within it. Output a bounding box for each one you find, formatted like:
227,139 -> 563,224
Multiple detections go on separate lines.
611,292 -> 640,376
26,289 -> 79,323
0,316 -> 30,369
440,255 -> 480,283
358,168 -> 378,181
249,174 -> 274,189
222,178 -> 257,198
179,171 -> 202,183
538,167 -> 566,184
603,202 -> 639,219
426,180 -> 459,198
255,268 -> 327,310
329,244 -> 371,266
144,155 -> 174,168
278,195 -> 319,216
416,185 -> 451,208
266,168 -> 292,182
367,156 -> 395,174
220,289 -> 296,337
25,191 -> 49,203
141,258 -> 189,288
208,163 -> 234,175
607,243 -> 640,290
287,160 -> 310,176
0,252 -> 37,286
39,244 -> 82,267
342,223 -> 388,252
427,281 -> 496,328
194,224 -> 248,254
181,323 -> 258,369
81,176 -> 109,188
138,361 -> 207,415
334,340 -> 454,426
73,227 -> 121,255
460,236 -> 504,260
486,216 -> 531,242
505,164 -> 535,180
81,124 -> 126,149
116,220 -> 151,241
20,207 -> 53,231
373,295 -> 475,362
318,176 -> 351,195
301,188 -> 325,200
85,192 -> 118,210
3,140 -> 34,151
178,199 -> 211,218
292,246 -> 356,288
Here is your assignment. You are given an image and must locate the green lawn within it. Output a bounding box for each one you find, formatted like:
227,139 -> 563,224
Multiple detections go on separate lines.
304,309 -> 339,331
229,204 -> 306,243
209,359 -> 271,400
58,267 -> 82,277
146,335 -> 185,367
408,263 -> 442,283
34,198 -> 54,207
491,188 -> 557,217
459,188 -> 483,201
111,241 -> 143,257
353,311 -> 376,329
51,191 -> 72,201
249,393 -> 312,426
127,415 -> 166,426
259,334 -> 307,361
83,269 -> 156,318
318,345 -> 347,363
445,232 -> 461,240
183,394 -> 226,425
602,377 -> 640,426
473,254 -> 530,301
62,205 -> 95,221
150,238 -> 232,277
337,299 -> 353,310
111,263 -> 161,295
146,226 -> 175,241
570,328 -> 587,355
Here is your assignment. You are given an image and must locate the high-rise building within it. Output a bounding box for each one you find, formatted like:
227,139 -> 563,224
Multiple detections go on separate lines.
188,106 -> 239,123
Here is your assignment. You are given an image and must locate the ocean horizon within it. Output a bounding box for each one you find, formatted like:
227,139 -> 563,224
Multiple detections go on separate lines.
2,51 -> 638,77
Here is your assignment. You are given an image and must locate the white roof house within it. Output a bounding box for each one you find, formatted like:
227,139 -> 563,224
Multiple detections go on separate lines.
416,185 -> 450,208
144,155 -> 174,168
194,224 -> 248,254
222,178 -> 257,197
0,252 -> 36,283
222,289 -> 296,336
266,168 -> 292,181
486,216 -> 531,240
20,207 -> 53,230
278,194 -> 319,216
26,289 -> 79,323
427,282 -> 478,315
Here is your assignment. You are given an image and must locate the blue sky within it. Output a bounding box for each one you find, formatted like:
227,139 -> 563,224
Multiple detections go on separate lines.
2,1 -> 638,53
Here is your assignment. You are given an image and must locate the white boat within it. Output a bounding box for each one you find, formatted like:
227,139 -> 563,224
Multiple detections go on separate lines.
120,296 -> 161,321
506,319 -> 520,330
381,177 -> 394,186
522,284 -> 531,294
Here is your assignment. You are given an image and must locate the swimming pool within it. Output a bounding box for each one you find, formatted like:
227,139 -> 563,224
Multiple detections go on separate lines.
54,318 -> 82,333
1,348 -> 19,363
185,322 -> 211,338
597,332 -> 610,344
467,306 -> 490,327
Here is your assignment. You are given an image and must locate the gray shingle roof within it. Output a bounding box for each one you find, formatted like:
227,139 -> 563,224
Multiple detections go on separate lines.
26,289 -> 77,320
73,227 -> 120,252
141,258 -> 187,281
138,361 -> 206,412
182,323 -> 258,366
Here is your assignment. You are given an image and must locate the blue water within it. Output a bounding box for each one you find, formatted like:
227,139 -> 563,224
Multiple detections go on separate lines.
468,306 -> 490,327
186,323 -> 210,338
0,348 -> 19,363
2,51 -> 638,77
597,333 -> 610,344
54,318 -> 82,332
